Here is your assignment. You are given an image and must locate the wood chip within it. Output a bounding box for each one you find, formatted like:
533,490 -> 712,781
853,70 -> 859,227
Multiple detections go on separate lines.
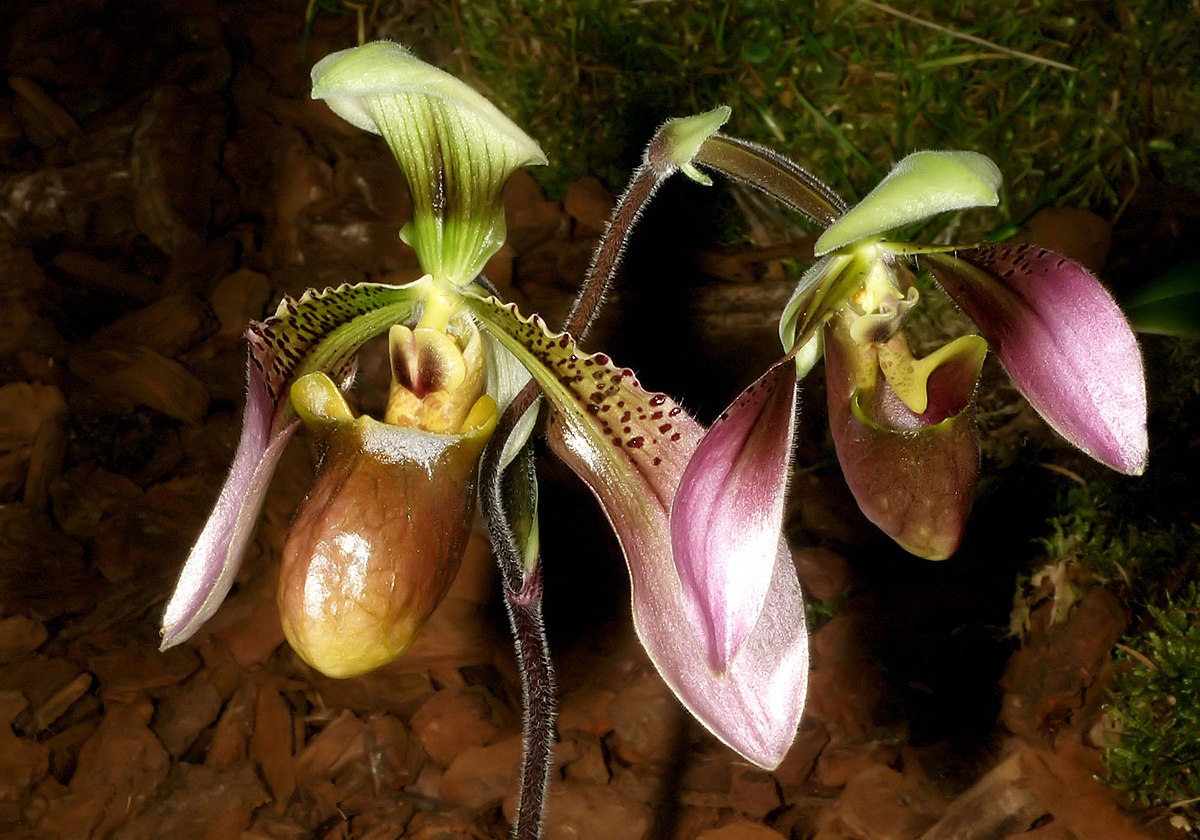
30,672 -> 92,732
250,683 -> 295,808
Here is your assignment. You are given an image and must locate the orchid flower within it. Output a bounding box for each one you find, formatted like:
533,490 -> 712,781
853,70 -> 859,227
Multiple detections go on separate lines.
160,39 -> 808,804
679,139 -> 1148,559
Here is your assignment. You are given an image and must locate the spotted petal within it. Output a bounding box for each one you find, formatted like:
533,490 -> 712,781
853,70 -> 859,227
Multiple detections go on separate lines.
462,293 -> 808,769
160,280 -> 427,649
928,244 -> 1148,475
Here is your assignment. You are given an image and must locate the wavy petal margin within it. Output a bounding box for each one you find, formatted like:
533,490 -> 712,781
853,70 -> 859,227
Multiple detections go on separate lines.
463,293 -> 808,769
928,244 -> 1148,475
671,361 -> 798,674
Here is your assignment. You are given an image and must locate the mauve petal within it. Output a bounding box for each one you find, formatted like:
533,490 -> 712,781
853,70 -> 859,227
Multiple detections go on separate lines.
464,294 -> 808,768
928,245 -> 1148,474
671,361 -> 798,674
161,357 -> 299,648
825,324 -> 980,560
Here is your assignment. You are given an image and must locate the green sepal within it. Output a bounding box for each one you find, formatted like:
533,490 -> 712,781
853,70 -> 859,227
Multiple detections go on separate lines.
312,41 -> 547,286
659,107 -> 732,185
814,151 -> 1001,257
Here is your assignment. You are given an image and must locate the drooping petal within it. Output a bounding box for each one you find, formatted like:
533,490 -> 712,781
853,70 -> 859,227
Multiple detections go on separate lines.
814,151 -> 1001,257
311,42 -> 546,286
927,244 -> 1148,475
160,357 -> 298,649
160,281 -> 428,649
671,361 -> 798,674
824,322 -> 985,560
462,292 -> 808,769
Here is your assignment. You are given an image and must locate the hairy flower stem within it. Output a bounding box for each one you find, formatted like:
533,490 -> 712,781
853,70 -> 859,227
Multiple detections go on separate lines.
505,572 -> 556,840
566,155 -> 670,340
481,381 -> 550,840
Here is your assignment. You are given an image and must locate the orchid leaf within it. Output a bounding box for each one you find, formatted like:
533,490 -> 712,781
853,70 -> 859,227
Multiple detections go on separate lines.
671,360 -> 798,675
1122,256 -> 1200,338
311,41 -> 546,286
462,292 -> 808,769
815,151 -> 1001,257
928,244 -> 1148,475
161,280 -> 428,649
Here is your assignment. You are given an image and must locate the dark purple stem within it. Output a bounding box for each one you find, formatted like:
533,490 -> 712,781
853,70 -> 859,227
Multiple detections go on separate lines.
481,382 -> 550,840
505,572 -> 556,840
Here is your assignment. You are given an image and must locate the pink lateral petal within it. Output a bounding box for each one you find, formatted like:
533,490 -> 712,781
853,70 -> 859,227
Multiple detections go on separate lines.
463,294 -> 808,768
929,245 -> 1147,474
160,356 -> 298,649
671,361 -> 798,674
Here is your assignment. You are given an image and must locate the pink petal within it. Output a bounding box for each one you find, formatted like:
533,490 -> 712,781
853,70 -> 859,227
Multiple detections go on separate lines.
464,295 -> 808,768
160,356 -> 298,649
928,245 -> 1147,474
671,362 -> 798,674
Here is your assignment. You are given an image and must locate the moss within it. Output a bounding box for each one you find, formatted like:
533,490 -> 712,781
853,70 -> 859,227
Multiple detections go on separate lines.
1104,582 -> 1200,825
